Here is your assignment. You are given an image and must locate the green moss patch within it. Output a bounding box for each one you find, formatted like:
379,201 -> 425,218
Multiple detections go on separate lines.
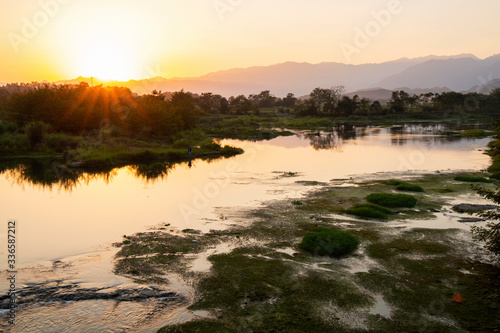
299,229 -> 360,257
346,203 -> 395,220
396,183 -> 424,192
454,174 -> 493,183
366,193 -> 418,208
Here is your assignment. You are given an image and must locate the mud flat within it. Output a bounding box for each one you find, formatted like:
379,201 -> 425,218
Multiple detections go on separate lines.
109,171 -> 500,332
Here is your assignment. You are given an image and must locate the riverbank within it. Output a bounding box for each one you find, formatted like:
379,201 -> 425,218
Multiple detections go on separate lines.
0,129 -> 243,172
110,171 -> 499,332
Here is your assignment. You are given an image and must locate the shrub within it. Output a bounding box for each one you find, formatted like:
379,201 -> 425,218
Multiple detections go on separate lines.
0,134 -> 29,153
383,179 -> 403,186
366,193 -> 417,208
0,121 -> 18,135
299,229 -> 360,257
470,185 -> 500,257
454,175 -> 493,183
384,179 -> 424,192
460,129 -> 490,138
25,121 -> 50,148
396,183 -> 424,192
46,133 -> 83,153
436,188 -> 455,193
346,203 -> 394,219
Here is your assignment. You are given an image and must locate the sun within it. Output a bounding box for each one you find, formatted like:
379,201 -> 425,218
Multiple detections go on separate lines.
57,3 -> 157,82
79,39 -> 133,81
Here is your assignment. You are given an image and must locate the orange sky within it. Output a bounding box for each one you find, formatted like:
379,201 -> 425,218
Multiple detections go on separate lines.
1,0 -> 499,83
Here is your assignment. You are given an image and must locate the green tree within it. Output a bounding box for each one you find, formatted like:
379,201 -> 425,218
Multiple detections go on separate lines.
470,185 -> 500,258
229,95 -> 253,114
370,101 -> 383,115
249,90 -> 277,108
337,96 -> 358,116
389,90 -> 411,114
25,121 -> 50,148
309,86 -> 345,115
282,93 -> 297,108
169,90 -> 200,130
196,92 -> 227,114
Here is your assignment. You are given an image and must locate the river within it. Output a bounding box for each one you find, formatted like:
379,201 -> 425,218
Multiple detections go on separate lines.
0,124 -> 493,332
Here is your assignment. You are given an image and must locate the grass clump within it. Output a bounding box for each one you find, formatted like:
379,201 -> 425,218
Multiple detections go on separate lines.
383,179 -> 424,192
346,203 -> 394,219
382,179 -> 403,186
454,174 -> 493,183
460,129 -> 492,138
396,183 -> 425,192
299,229 -> 360,257
158,321 -> 236,333
366,193 -> 417,208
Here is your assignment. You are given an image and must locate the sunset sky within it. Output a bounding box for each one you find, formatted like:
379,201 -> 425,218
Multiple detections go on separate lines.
1,0 -> 499,83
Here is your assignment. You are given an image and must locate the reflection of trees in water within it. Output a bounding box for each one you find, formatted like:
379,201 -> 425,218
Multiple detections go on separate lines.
128,162 -> 175,183
0,156 -> 226,190
0,159 -> 116,191
305,124 -> 371,151
307,133 -> 344,152
389,124 -> 469,146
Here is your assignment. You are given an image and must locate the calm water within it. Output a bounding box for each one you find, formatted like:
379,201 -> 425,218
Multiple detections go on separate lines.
0,125 -> 491,268
0,125 -> 492,331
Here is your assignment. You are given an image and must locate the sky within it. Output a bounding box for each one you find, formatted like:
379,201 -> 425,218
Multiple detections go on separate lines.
0,0 -> 499,83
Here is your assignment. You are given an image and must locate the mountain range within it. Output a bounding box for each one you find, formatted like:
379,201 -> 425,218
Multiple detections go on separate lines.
56,54 -> 500,98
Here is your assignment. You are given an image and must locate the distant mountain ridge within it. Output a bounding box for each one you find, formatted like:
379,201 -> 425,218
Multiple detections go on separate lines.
51,54 -> 500,97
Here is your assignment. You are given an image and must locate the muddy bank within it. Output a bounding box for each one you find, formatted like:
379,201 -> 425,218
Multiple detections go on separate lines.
110,171 -> 500,332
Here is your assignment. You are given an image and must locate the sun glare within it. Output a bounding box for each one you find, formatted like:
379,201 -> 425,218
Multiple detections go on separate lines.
56,3 -> 158,82
79,40 -> 132,81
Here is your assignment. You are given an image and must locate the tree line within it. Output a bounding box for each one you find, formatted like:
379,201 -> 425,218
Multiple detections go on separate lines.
1,82 -> 499,140
0,83 -> 201,138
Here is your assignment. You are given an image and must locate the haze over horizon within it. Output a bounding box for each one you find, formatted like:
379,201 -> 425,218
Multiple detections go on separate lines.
1,0 -> 499,83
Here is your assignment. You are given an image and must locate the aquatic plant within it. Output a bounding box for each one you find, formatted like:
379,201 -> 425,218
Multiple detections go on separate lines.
346,203 -> 394,219
366,193 -> 417,208
299,229 -> 360,257
396,183 -> 425,192
454,175 -> 493,183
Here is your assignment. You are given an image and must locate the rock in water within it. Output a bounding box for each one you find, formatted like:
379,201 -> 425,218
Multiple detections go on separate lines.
458,217 -> 487,223
452,204 -> 498,213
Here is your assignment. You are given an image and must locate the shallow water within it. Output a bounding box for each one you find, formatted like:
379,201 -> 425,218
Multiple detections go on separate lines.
0,125 -> 493,331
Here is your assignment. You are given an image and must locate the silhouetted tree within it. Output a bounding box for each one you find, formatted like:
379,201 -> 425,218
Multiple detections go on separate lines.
282,93 -> 297,108
229,95 -> 253,114
370,101 -> 383,115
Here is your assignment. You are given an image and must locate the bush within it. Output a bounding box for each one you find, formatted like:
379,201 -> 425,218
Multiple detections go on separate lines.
299,229 -> 360,257
0,121 -> 18,135
384,179 -> 424,192
46,133 -> 83,153
0,134 -> 29,153
25,121 -> 50,148
383,179 -> 403,186
454,175 -> 493,183
396,183 -> 424,192
366,193 -> 417,208
470,185 -> 500,257
460,129 -> 490,138
346,203 -> 394,219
